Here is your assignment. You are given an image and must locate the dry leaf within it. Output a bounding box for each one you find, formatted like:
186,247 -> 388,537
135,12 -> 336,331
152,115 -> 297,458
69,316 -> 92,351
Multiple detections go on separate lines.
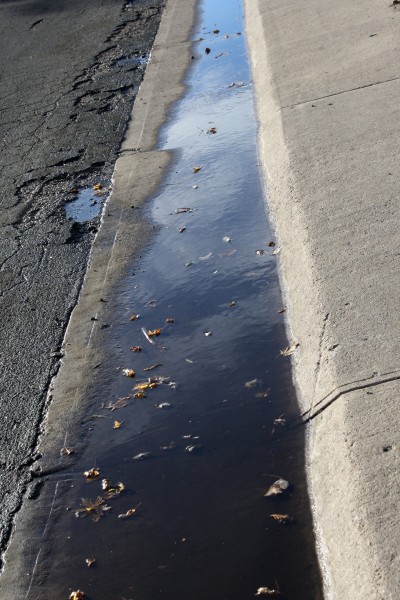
272,247 -> 281,255
130,345 -> 142,352
129,314 -> 140,321
60,447 -> 74,456
264,478 -> 290,497
255,587 -> 281,596
84,468 -> 100,480
70,592 -> 85,600
106,398 -> 129,411
133,452 -> 152,460
148,328 -> 161,337
270,513 -> 294,524
193,165 -> 201,173
122,368 -> 135,378
85,558 -> 96,568
113,420 -> 123,429
280,342 -> 299,357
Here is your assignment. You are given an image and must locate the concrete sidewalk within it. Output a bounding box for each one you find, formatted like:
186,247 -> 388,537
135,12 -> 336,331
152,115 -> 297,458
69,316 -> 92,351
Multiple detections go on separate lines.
245,0 -> 400,597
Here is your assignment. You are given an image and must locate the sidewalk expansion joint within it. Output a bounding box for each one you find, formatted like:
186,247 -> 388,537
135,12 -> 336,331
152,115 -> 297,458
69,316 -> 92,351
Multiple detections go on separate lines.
290,368 -> 400,427
281,74 -> 400,110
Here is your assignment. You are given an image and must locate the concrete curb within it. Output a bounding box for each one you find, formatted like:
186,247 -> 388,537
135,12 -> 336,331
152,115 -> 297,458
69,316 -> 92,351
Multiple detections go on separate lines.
245,0 -> 400,597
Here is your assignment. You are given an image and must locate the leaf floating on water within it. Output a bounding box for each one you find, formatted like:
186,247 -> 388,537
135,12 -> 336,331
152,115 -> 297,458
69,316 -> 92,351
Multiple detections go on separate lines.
280,342 -> 299,357
118,503 -> 142,520
213,29 -> 220,33
245,378 -> 262,388
204,47 -> 211,54
93,183 -> 102,191
255,249 -> 265,255
199,252 -> 212,260
277,308 -> 286,314
165,318 -> 174,324
264,478 -> 290,497
227,301 -> 237,308
268,241 -> 276,247
272,247 -> 281,255
221,248 -> 238,257
134,383 -> 150,391
102,479 -> 125,498
175,207 -> 194,214
70,591 -> 85,600
130,345 -> 142,352
273,415 -> 287,428
106,398 -> 129,411
270,513 -> 294,524
129,314 -> 140,321
156,402 -> 172,409
133,452 -> 152,460
204,331 -> 212,337
207,127 -> 217,134
148,328 -> 162,337
222,236 -> 232,243
193,165 -> 201,173
178,226 -> 186,233
85,557 -> 96,568
122,368 -> 135,378
143,364 -> 163,372
255,587 -> 281,596
228,81 -> 246,88
60,447 -> 74,456
84,468 -> 100,481
113,420 -> 123,429
141,327 -> 156,345
76,496 -> 110,522
134,392 -> 146,399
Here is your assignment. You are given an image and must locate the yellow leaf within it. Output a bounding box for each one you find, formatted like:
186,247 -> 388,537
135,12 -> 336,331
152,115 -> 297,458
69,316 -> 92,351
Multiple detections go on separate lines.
113,420 -> 123,429
84,468 -> 100,480
147,328 -> 161,337
70,591 -> 85,600
122,368 -> 135,378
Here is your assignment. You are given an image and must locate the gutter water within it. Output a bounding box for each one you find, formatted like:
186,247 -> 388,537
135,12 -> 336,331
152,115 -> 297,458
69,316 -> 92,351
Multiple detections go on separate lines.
27,0 -> 323,597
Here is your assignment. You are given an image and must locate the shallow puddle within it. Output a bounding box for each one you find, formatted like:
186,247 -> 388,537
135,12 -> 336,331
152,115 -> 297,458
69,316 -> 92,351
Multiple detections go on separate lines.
27,0 -> 322,598
65,185 -> 109,223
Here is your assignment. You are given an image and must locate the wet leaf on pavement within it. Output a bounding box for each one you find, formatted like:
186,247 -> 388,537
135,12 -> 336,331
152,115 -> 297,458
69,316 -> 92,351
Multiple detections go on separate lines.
178,226 -> 186,233
255,249 -> 265,255
268,241 -> 276,247
207,127 -> 217,134
193,165 -> 201,173
175,207 -> 194,214
270,513 -> 294,524
223,236 -> 232,242
102,479 -> 125,498
118,503 -> 142,520
122,368 -> 135,378
129,314 -> 140,321
227,301 -> 237,307
134,392 -> 146,399
264,478 -> 290,497
84,467 -> 100,480
75,497 -> 111,522
205,48 -> 211,54
113,420 -> 123,429
280,342 -> 299,357
148,328 -> 162,337
185,444 -> 203,453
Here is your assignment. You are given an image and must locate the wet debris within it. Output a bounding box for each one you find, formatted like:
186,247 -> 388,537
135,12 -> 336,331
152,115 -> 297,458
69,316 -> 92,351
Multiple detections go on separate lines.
105,398 -> 129,411
199,252 -> 212,260
277,308 -> 286,314
156,402 -> 172,409
175,207 -> 194,214
178,226 -> 186,233
213,28 -> 220,33
182,434 -> 200,440
280,342 -> 299,357
143,364 -> 163,372
129,314 -> 140,321
270,513 -> 294,524
118,503 -> 142,520
160,441 -> 176,451
166,317 -> 174,324
185,444 -> 203,453
130,345 -> 142,352
205,47 -> 211,54
245,378 -> 262,388
255,249 -> 265,255
223,236 -> 232,242
75,497 -> 111,522
193,165 -> 201,173
268,241 -> 276,247
133,452 -> 152,460
228,81 -> 246,88
122,368 -> 135,378
204,331 -> 213,337
84,468 -> 100,481
85,557 -> 96,568
101,479 -> 125,498
60,447 -> 74,456
264,478 -> 290,497
113,420 -> 123,429
207,127 -> 217,134
70,592 -> 85,600
273,414 -> 287,428
148,328 -> 162,337
255,586 -> 281,596
227,301 -> 237,308
272,247 -> 281,255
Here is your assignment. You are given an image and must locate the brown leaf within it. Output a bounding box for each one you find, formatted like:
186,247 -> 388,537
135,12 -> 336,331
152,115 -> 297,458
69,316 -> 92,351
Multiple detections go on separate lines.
270,513 -> 294,524
193,165 -> 201,173
148,328 -> 162,337
255,587 -> 281,596
129,314 -> 140,321
134,392 -> 146,399
70,592 -> 85,600
102,479 -> 125,498
280,342 -> 299,357
84,468 -> 100,480
85,557 -> 96,568
118,503 -> 142,520
207,127 -> 217,134
93,183 -> 102,191
76,497 -> 111,522
60,447 -> 74,456
130,345 -> 142,352
122,368 -> 135,378
264,478 -> 290,497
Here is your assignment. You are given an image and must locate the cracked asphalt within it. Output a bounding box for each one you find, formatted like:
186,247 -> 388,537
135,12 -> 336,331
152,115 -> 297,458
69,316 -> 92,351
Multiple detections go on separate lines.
0,0 -> 165,559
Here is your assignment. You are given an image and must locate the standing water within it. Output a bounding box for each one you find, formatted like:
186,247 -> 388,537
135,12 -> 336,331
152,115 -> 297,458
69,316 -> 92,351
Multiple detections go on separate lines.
25,0 -> 322,598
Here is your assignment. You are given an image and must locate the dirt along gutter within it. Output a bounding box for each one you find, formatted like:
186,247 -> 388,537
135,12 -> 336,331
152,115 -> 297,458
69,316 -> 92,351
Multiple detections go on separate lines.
245,0 -> 400,598
0,0 -> 198,594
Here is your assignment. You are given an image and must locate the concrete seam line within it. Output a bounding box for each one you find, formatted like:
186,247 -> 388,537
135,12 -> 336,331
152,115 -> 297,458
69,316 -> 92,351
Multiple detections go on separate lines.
281,74 -> 400,110
291,369 -> 400,426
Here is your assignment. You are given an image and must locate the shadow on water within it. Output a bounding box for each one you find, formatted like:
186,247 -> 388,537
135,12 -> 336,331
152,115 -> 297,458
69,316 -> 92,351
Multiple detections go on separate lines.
26,0 -> 323,598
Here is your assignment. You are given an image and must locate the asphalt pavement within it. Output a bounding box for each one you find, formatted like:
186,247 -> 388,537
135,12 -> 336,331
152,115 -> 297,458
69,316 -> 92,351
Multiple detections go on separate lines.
0,0 -> 165,560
